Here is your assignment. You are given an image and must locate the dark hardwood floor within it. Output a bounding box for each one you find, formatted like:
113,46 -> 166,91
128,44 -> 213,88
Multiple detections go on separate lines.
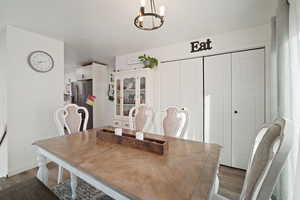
0,178 -> 59,200
218,165 -> 246,200
0,163 -> 69,191
0,163 -> 245,199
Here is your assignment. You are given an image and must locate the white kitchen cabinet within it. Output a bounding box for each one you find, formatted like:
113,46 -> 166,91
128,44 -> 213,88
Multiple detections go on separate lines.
76,66 -> 93,80
204,48 -> 265,169
113,69 -> 153,129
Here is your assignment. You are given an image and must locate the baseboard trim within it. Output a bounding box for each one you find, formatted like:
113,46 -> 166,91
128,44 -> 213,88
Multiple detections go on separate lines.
0,172 -> 8,178
8,163 -> 38,177
8,160 -> 53,177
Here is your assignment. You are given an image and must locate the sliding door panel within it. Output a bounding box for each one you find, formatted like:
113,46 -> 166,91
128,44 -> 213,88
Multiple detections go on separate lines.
231,49 -> 265,169
180,58 -> 203,141
159,62 -> 181,108
159,62 -> 181,132
204,54 -> 232,166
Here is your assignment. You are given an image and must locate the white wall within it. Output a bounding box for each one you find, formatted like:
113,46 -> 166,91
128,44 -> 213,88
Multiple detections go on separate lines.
0,27 -> 8,177
115,24 -> 273,124
64,71 -> 77,84
116,24 -> 271,66
4,26 -> 64,176
92,64 -> 114,127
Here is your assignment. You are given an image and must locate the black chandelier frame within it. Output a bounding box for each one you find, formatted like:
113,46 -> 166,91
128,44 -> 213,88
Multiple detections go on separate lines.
134,0 -> 165,31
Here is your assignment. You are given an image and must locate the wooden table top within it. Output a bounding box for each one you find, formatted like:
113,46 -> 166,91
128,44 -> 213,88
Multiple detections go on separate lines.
33,127 -> 221,200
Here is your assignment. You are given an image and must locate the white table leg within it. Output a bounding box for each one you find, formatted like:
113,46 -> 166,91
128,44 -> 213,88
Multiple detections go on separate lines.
37,154 -> 48,185
70,173 -> 78,199
57,165 -> 64,184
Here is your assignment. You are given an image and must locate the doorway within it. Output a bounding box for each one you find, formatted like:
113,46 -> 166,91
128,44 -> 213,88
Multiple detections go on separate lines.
71,79 -> 93,130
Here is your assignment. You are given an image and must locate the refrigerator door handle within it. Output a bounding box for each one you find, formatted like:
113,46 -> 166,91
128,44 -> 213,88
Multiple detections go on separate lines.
75,84 -> 79,104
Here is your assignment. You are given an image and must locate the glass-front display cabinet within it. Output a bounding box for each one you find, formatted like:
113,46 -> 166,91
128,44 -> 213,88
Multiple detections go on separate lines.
113,69 -> 153,128
123,77 -> 136,116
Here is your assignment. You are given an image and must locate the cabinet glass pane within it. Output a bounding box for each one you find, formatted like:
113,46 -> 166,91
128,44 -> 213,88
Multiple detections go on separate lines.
116,79 -> 121,115
123,78 -> 136,116
140,77 -> 146,104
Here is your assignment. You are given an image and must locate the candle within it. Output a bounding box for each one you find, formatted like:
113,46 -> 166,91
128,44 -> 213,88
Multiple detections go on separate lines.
136,132 -> 144,140
159,5 -> 165,16
140,0 -> 146,7
114,128 -> 122,136
139,16 -> 144,22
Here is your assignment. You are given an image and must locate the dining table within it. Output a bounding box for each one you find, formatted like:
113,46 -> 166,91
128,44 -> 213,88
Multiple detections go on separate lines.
33,127 -> 222,200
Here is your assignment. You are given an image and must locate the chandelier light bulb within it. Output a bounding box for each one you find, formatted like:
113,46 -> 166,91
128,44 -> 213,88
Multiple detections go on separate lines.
159,5 -> 165,16
140,0 -> 146,7
138,16 -> 144,22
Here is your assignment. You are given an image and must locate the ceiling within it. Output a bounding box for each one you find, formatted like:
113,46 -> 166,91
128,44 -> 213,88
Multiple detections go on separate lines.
1,0 -> 277,67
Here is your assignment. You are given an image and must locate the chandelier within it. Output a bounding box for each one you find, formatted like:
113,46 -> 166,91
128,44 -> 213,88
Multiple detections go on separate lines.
134,0 -> 165,31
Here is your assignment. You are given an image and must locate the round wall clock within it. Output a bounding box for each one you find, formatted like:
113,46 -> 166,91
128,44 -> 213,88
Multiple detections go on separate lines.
27,51 -> 54,73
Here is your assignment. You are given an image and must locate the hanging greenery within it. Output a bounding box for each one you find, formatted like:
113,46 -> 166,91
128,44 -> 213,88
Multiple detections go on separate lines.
138,54 -> 159,69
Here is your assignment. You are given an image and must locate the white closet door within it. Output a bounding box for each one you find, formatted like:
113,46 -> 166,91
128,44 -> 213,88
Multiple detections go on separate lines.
232,49 -> 265,169
204,54 -> 232,166
180,58 -> 203,141
159,61 -> 181,108
159,61 -> 181,132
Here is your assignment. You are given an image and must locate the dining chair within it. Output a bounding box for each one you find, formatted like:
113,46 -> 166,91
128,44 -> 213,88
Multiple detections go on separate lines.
211,118 -> 294,200
129,105 -> 154,132
54,104 -> 89,184
163,106 -> 189,138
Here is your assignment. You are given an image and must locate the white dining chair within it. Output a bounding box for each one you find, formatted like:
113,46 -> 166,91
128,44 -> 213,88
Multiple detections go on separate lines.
54,104 -> 89,184
129,105 -> 154,132
163,106 -> 189,138
211,118 -> 294,200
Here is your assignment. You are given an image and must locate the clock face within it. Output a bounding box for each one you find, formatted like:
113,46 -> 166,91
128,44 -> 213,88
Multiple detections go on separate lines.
28,51 -> 54,73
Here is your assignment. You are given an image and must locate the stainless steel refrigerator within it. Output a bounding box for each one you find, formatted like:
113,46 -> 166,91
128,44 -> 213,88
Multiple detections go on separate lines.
71,79 -> 93,130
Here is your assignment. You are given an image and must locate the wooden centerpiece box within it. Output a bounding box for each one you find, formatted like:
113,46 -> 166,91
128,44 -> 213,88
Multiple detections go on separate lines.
96,127 -> 169,155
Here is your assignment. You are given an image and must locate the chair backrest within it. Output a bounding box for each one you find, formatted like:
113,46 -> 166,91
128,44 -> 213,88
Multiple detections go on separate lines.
54,104 -> 89,136
163,107 -> 189,138
239,118 -> 294,200
129,105 -> 154,131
